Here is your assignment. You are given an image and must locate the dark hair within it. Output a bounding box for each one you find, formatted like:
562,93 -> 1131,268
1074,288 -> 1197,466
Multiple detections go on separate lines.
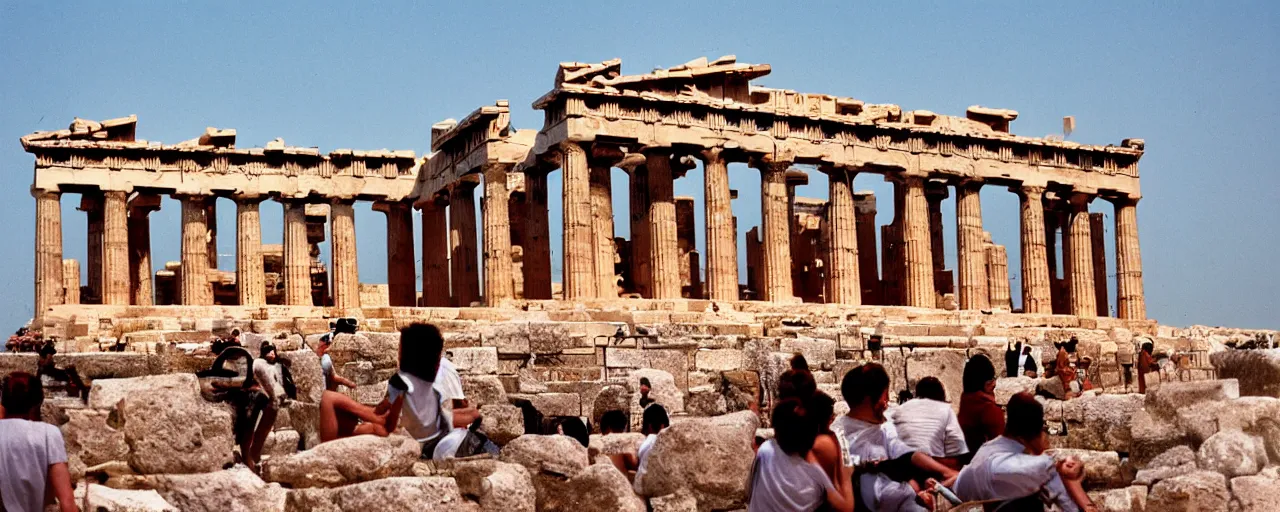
639,377 -> 652,388
915,376 -> 947,402
259,341 -> 276,359
1141,342 -> 1154,354
38,341 -> 56,358
399,323 -> 444,381
807,391 -> 835,434
962,354 -> 996,393
1005,392 -> 1044,439
840,363 -> 889,407
772,397 -> 819,456
558,417 -> 590,448
600,409 -> 628,434
2,371 -> 44,417
790,353 -> 810,371
642,403 -> 669,435
778,368 -> 817,401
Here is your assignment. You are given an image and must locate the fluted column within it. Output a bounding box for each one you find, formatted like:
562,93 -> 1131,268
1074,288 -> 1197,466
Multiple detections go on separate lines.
482,163 -> 515,306
854,192 -> 880,304
701,148 -> 738,301
985,241 -> 1012,310
420,196 -> 452,306
757,158 -> 793,302
826,167 -> 860,305
1089,213 -> 1109,317
282,201 -> 312,305
100,191 -> 130,305
901,176 -> 935,308
1065,192 -> 1097,318
62,259 -> 80,305
955,181 -> 990,310
233,196 -> 266,306
179,195 -> 213,305
559,142 -> 596,300
925,184 -> 949,296
449,181 -> 480,306
645,150 -> 680,299
523,169 -> 553,300
1017,186 -> 1053,314
330,199 -> 361,310
371,201 -> 415,307
1112,197 -> 1146,320
33,190 -> 63,320
628,164 -> 651,297
127,195 -> 160,306
589,146 -> 621,298
80,195 -> 103,303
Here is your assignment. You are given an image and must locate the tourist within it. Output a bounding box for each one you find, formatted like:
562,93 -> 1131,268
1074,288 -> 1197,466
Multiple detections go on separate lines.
957,354 -> 1004,455
200,344 -> 274,472
36,341 -> 88,401
889,377 -> 968,467
953,392 -> 1094,511
1055,346 -> 1080,399
1022,345 -> 1039,378
747,397 -> 855,512
636,403 -> 669,469
314,333 -> 357,392
834,363 -> 957,512
556,416 -> 590,448
0,372 -> 78,512
241,341 -> 287,473
599,409 -> 639,474
1004,340 -> 1022,378
804,391 -> 843,482
1137,341 -> 1156,393
638,377 -> 655,409
777,361 -> 817,402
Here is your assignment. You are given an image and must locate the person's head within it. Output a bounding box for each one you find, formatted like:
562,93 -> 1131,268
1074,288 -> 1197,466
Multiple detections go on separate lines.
2,371 -> 44,420
38,341 -> 56,365
600,409 -> 628,435
315,333 -> 333,356
772,397 -> 819,456
915,376 -> 947,402
399,323 -> 444,382
778,368 -> 817,401
1142,341 -> 1154,355
557,417 -> 590,448
963,354 -> 997,394
807,391 -> 836,432
639,377 -> 652,396
260,341 -> 277,363
1004,392 -> 1048,454
790,353 -> 810,372
841,363 -> 891,419
1022,346 -> 1032,355
230,328 -> 241,340
641,403 -> 669,436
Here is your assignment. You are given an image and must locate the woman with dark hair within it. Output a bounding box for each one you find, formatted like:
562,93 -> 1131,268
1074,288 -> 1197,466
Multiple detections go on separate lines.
748,397 -> 854,512
805,392 -> 842,482
1137,341 -> 1156,393
957,354 -> 1004,455
0,372 -> 78,512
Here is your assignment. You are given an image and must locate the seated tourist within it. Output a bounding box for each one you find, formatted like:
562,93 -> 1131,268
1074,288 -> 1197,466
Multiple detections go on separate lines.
889,377 -> 967,467
635,403 -> 669,469
198,344 -> 273,471
36,341 -> 88,401
1004,340 -> 1022,378
957,355 -> 1004,455
747,397 -> 854,512
803,391 -> 844,483
599,409 -> 639,474
0,372 -> 78,512
834,364 -> 957,512
239,341 -> 288,473
556,416 -> 590,448
953,392 -> 1094,511
314,333 -> 358,392
778,355 -> 817,401
1022,346 -> 1039,378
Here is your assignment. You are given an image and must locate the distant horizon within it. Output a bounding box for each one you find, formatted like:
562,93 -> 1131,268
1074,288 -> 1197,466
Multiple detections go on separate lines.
1,2 -> 1276,330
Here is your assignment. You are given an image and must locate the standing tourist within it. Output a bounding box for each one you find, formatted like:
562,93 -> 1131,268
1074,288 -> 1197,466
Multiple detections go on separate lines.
0,372 -> 78,512
241,341 -> 288,473
957,355 -> 1004,454
1137,341 -> 1156,393
747,397 -> 855,512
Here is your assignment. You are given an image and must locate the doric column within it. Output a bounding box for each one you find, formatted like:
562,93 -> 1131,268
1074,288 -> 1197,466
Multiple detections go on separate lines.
33,190 -> 63,319
627,164 -> 651,297
80,195 -> 103,303
1016,186 -> 1053,314
1112,197 -> 1146,320
371,201 -> 415,307
127,194 -> 160,306
701,148 -> 738,301
645,150 -> 680,299
420,196 -> 452,306
901,176 -> 935,308
589,146 -> 622,298
1065,193 -> 1097,318
282,200 -> 312,306
955,181 -> 990,310
62,259 -> 80,305
329,199 -> 361,309
985,239 -> 1012,310
522,169 -> 553,300
1089,213 -> 1109,317
756,157 -> 793,302
925,183 -> 950,300
825,167 -> 860,305
100,191 -> 130,305
560,142 -> 595,300
205,201 -> 219,270
854,192 -> 880,305
449,181 -> 480,306
880,180 -> 906,305
179,195 -> 213,305
482,163 -> 515,306
234,196 -> 266,306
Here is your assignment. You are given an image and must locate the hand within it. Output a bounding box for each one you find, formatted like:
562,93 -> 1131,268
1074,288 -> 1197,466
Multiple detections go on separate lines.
915,490 -> 935,509
1056,456 -> 1085,482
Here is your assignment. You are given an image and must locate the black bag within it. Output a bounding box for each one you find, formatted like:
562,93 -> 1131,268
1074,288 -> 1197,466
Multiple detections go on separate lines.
280,361 -> 298,400
454,418 -> 500,458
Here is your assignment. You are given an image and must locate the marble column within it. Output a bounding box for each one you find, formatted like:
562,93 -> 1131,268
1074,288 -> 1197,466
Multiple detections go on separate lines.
179,195 -> 213,305
1017,186 -> 1053,314
854,192 -> 880,305
925,183 -> 950,299
420,196 -> 452,306
371,201 -> 415,307
757,158 -> 793,302
628,164 -> 651,297
33,190 -> 63,319
330,200 -> 361,309
560,142 -> 596,300
449,182 -> 480,306
645,150 -> 680,299
282,201 -> 312,306
62,259 -> 80,305
955,181 -> 990,310
826,167 -> 860,305
80,195 -> 103,303
100,191 -> 130,305
1089,213 -> 1109,317
701,148 -> 738,301
1065,193 -> 1097,318
901,176 -> 935,308
127,195 -> 160,306
482,163 -> 515,306
205,201 -> 219,270
985,240 -> 1013,310
1112,197 -> 1146,320
235,196 -> 266,307
523,169 -> 553,300
589,147 -> 621,298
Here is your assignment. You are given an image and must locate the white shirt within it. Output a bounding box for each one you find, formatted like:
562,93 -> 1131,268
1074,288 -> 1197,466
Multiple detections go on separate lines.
320,353 -> 334,389
953,436 -> 1077,512
0,418 -> 68,512
889,398 -> 968,458
387,358 -> 466,457
633,433 -> 661,495
747,439 -> 834,512
253,358 -> 287,406
832,415 -> 925,512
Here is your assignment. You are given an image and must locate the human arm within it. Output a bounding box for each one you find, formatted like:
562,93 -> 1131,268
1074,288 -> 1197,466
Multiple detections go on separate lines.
450,398 -> 481,428
823,459 -> 856,512
1056,457 -> 1096,512
332,373 -> 358,390
911,451 -> 958,482
47,462 -> 78,512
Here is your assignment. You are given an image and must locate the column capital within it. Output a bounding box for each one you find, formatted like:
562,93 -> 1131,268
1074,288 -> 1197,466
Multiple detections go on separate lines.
371,200 -> 412,214
952,177 -> 984,190
1011,184 -> 1046,198
128,193 -> 163,217
30,187 -> 60,199
1067,191 -> 1095,209
588,143 -> 625,167
230,193 -> 266,204
1105,194 -> 1141,207
924,180 -> 950,200
450,174 -> 481,194
748,153 -> 793,174
329,197 -> 357,206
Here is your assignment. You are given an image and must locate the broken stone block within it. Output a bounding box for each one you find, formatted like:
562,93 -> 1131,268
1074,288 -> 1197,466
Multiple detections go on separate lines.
264,434 -> 419,488
1145,379 -> 1240,418
61,408 -> 128,479
508,392 -> 581,418
1196,429 -> 1267,478
115,466 -> 287,512
77,485 -> 178,512
452,459 -> 536,512
479,404 -> 525,445
1230,469 -> 1280,512
448,347 -> 499,375
1146,470 -> 1230,512
98,373 -> 235,474
499,434 -> 589,477
633,411 -> 758,510
283,476 -> 476,512
461,375 -> 508,407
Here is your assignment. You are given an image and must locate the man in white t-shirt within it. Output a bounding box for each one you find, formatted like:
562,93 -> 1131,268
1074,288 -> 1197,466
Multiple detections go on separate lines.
0,371 -> 78,512
889,377 -> 968,463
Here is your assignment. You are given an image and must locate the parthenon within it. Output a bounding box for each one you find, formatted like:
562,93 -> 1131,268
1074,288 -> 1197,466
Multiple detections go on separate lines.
23,55 -> 1146,325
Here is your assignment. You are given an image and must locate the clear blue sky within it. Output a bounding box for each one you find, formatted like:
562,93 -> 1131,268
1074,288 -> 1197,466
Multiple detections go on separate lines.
1,2 -> 1276,330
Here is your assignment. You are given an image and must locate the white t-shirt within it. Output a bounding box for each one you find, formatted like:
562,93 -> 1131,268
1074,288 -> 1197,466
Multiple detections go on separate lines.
386,358 -> 467,458
953,436 -> 1077,512
0,418 -> 68,512
747,439 -> 834,512
832,415 -> 925,512
320,353 -> 334,390
253,358 -> 287,406
889,398 -> 968,458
